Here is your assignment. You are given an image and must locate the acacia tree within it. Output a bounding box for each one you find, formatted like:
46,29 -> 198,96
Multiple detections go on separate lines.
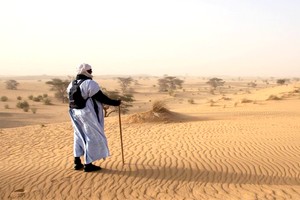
101,88 -> 134,117
158,76 -> 184,92
276,79 -> 289,85
117,77 -> 134,94
248,82 -> 257,88
5,80 -> 19,90
206,78 -> 225,94
46,78 -> 69,103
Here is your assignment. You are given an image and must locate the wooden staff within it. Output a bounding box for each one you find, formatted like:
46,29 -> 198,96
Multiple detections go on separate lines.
118,106 -> 125,165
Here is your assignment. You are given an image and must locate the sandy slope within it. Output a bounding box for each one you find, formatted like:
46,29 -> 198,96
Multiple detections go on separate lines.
0,77 -> 300,199
1,97 -> 300,199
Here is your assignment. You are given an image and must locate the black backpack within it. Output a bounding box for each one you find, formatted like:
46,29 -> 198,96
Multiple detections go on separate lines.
69,79 -> 88,109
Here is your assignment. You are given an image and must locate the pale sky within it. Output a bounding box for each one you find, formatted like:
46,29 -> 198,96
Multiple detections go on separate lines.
0,0 -> 299,77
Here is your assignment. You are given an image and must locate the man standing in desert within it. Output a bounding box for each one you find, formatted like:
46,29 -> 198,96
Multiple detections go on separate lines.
67,63 -> 121,172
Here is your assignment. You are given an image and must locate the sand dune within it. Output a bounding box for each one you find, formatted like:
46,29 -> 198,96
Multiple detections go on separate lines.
0,77 -> 300,199
1,101 -> 300,199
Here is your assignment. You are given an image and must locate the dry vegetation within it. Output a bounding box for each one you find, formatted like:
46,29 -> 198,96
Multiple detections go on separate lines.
0,76 -> 299,128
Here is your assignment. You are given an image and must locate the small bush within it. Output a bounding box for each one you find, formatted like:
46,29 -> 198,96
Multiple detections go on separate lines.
188,98 -> 195,104
23,107 -> 29,112
241,98 -> 253,103
43,94 -> 48,98
208,99 -> 216,107
248,82 -> 257,88
168,90 -> 175,96
28,95 -> 34,100
152,100 -> 169,113
4,104 -> 9,109
43,98 -> 52,105
31,108 -> 37,114
1,96 -> 8,102
17,101 -> 30,109
221,96 -> 231,101
38,95 -> 43,100
33,95 -> 44,102
293,89 -> 300,93
17,96 -> 22,100
267,95 -> 282,100
33,96 -> 41,102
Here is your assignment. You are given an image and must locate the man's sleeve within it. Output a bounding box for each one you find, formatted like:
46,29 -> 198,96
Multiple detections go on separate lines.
92,90 -> 121,106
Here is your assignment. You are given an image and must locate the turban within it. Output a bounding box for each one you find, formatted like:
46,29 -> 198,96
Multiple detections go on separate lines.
77,63 -> 93,78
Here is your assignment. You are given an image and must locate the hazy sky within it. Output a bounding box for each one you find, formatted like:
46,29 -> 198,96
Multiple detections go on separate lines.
0,0 -> 299,77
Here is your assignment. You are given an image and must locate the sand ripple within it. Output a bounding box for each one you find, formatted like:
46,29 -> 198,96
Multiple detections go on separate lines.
0,103 -> 300,199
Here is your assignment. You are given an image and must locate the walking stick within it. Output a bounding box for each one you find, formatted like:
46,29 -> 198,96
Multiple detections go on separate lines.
118,105 -> 125,165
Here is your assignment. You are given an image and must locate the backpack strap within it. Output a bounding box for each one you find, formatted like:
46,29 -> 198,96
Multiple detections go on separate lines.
74,79 -> 86,86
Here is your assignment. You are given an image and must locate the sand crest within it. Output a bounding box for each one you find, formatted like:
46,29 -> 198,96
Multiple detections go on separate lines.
0,78 -> 300,199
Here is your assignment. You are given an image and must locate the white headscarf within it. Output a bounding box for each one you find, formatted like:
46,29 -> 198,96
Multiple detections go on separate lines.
77,63 -> 93,78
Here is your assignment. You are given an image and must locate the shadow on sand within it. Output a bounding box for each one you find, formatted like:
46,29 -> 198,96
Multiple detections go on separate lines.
101,164 -> 300,186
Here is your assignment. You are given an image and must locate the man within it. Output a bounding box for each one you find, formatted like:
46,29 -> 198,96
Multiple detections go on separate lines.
67,63 -> 121,172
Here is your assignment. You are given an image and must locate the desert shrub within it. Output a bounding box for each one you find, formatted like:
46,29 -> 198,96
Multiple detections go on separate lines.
152,100 -> 169,113
221,96 -> 231,101
276,79 -> 288,85
32,95 -> 43,102
23,107 -> 29,112
168,90 -> 175,96
31,108 -> 37,114
28,95 -> 34,100
188,98 -> 195,104
1,96 -> 8,102
43,98 -> 52,105
33,96 -> 41,102
293,89 -> 300,93
17,96 -> 22,100
43,94 -> 48,98
241,98 -> 253,103
4,104 -> 9,109
248,82 -> 257,88
208,99 -> 216,107
16,101 -> 30,109
267,95 -> 282,100
5,80 -> 19,90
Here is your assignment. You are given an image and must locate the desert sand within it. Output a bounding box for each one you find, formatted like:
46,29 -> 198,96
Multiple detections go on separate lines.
0,76 -> 299,199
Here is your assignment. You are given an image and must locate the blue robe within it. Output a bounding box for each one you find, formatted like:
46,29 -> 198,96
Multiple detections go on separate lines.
67,80 -> 109,164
